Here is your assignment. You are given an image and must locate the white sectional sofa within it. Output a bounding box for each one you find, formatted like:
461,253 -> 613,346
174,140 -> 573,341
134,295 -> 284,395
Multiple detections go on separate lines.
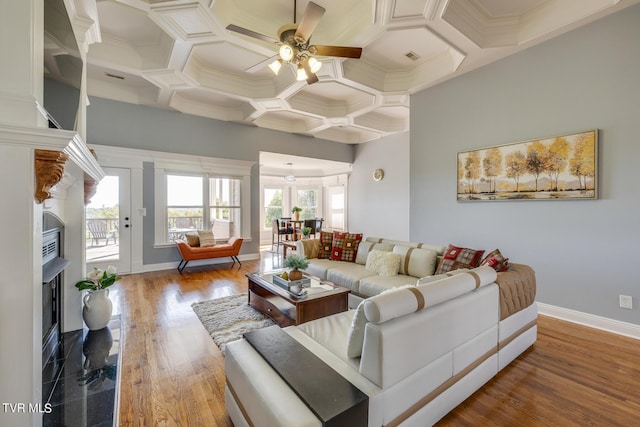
295,237 -> 448,308
225,264 -> 538,426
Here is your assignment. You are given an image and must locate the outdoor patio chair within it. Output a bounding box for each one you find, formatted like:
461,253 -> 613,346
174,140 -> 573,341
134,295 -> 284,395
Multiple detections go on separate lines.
87,220 -> 117,246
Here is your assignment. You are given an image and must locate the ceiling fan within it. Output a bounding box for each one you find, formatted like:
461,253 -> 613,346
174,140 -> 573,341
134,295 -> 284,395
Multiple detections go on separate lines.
226,0 -> 363,84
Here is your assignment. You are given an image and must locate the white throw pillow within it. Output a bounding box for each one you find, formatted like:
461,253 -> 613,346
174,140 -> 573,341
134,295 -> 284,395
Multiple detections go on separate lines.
365,249 -> 385,272
365,249 -> 401,276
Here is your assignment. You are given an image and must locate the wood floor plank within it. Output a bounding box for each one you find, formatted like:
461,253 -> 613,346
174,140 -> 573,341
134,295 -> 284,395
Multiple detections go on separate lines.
113,257 -> 640,426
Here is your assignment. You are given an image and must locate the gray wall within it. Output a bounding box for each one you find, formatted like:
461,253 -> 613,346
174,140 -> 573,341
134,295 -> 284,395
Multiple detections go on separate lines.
78,95 -> 354,264
410,4 -> 640,324
349,132 -> 410,240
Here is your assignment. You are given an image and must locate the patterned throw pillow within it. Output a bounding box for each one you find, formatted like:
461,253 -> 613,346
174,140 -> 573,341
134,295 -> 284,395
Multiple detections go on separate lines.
481,249 -> 510,272
435,244 -> 485,274
317,231 -> 334,259
197,230 -> 216,247
331,232 -> 363,262
185,233 -> 200,247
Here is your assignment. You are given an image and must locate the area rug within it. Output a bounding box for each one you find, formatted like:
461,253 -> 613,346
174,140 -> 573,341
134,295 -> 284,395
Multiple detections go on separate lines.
191,293 -> 275,355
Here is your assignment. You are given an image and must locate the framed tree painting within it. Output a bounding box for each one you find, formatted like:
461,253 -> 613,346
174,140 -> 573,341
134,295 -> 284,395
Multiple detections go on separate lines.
457,129 -> 598,201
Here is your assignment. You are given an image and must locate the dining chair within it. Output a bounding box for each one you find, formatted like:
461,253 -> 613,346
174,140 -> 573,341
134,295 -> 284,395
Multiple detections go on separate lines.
272,219 -> 293,250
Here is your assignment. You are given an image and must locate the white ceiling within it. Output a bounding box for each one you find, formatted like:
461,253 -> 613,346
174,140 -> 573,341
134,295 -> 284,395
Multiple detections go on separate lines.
46,0 -> 639,150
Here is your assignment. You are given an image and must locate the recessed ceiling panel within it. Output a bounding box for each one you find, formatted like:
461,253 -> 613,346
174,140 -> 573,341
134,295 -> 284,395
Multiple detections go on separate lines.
475,0 -> 549,17
98,0 -> 165,46
192,43 -> 274,77
362,27 -> 451,71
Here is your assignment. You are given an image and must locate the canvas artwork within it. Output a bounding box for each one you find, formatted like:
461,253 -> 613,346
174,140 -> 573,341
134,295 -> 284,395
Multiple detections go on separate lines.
457,130 -> 598,201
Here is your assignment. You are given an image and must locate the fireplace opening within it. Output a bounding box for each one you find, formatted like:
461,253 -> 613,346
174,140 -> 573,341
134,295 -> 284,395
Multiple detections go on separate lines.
42,214 -> 69,369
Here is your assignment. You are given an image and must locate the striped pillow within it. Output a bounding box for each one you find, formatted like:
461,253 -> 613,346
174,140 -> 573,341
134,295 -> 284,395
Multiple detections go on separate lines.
392,246 -> 438,278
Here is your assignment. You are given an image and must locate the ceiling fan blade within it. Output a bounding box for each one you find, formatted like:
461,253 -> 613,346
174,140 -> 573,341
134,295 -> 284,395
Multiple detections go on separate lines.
245,55 -> 279,73
294,2 -> 326,44
310,45 -> 362,58
226,24 -> 279,44
301,58 -> 319,84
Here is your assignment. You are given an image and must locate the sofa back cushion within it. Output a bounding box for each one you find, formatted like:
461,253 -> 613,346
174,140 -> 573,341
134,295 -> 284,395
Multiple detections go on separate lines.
363,266 -> 497,324
392,246 -> 437,278
355,242 -> 394,265
346,284 -> 414,358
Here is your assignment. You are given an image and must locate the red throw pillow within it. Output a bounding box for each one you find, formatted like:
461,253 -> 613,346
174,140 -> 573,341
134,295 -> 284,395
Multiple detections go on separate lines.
481,249 -> 510,272
331,232 -> 363,262
317,231 -> 334,259
435,244 -> 485,274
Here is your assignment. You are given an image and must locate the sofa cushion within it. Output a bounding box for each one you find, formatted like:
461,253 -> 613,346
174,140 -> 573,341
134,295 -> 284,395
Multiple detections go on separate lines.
481,248 -> 510,272
355,242 -> 394,265
416,268 -> 469,285
197,230 -> 215,247
326,263 -> 376,294
185,233 -> 200,247
303,258 -> 339,280
365,250 -> 401,277
364,266 -> 497,324
435,244 -> 485,274
392,246 -> 438,278
346,284 -> 415,358
358,274 -> 417,299
318,231 -> 333,259
331,232 -> 363,262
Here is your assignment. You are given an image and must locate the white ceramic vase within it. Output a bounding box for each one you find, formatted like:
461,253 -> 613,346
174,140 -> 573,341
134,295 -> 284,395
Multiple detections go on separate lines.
82,289 -> 113,330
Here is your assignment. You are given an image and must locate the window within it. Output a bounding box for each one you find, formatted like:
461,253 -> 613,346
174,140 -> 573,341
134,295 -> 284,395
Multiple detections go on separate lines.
209,177 -> 242,240
167,175 -> 204,240
263,187 -> 283,228
328,185 -> 345,230
296,188 -> 318,219
155,155 -> 253,246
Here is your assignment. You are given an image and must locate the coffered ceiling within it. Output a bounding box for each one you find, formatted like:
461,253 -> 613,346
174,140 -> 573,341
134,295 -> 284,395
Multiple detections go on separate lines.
46,0 -> 638,145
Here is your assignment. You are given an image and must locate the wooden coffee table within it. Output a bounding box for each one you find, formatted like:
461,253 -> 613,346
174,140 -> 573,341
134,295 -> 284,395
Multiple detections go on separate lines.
246,271 -> 349,327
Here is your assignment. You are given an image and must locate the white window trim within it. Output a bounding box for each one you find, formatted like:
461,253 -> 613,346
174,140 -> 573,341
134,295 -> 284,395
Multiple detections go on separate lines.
154,154 -> 254,247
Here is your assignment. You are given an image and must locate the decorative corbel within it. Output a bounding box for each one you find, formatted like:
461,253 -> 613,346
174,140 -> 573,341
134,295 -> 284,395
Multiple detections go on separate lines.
84,174 -> 98,205
34,149 -> 69,204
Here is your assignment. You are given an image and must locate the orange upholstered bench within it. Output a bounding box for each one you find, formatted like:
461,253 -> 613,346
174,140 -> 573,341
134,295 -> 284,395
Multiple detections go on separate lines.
175,236 -> 243,272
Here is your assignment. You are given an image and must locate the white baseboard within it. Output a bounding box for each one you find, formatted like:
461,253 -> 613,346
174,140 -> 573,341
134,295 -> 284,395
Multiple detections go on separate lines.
537,302 -> 640,340
141,253 -> 260,273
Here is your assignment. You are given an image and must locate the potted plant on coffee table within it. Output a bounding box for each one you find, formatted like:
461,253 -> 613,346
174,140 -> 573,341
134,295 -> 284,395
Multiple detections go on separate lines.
283,254 -> 309,281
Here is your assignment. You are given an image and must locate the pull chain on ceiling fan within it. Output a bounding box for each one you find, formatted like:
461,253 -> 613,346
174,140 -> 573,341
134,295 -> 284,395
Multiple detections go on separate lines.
226,0 -> 363,85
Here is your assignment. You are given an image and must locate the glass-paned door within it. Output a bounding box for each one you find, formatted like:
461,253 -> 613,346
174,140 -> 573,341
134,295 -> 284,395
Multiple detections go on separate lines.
86,168 -> 131,273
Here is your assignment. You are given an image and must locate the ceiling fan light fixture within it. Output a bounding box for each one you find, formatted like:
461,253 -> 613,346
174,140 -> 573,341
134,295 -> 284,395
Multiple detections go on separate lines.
268,59 -> 282,75
296,65 -> 308,81
307,57 -> 322,73
279,44 -> 294,61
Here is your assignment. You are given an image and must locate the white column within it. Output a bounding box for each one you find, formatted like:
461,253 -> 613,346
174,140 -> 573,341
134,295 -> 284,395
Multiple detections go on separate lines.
0,146 -> 43,426
0,0 -> 47,128
0,1 -> 45,425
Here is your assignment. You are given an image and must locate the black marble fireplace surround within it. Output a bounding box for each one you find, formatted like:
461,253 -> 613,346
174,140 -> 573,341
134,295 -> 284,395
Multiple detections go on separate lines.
42,317 -> 121,427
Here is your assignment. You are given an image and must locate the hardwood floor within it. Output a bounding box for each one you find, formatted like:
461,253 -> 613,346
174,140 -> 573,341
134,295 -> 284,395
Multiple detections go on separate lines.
113,255 -> 640,426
